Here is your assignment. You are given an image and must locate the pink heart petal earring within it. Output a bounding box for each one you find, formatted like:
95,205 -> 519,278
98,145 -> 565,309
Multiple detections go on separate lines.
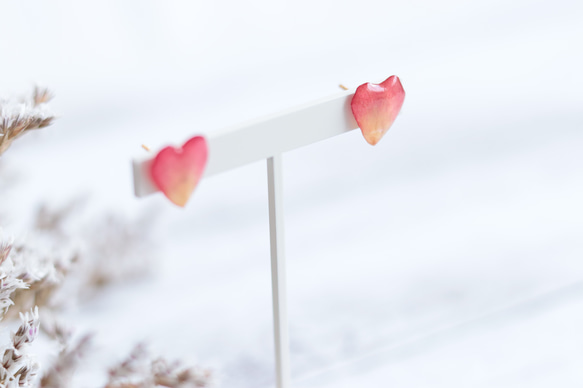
149,136 -> 209,207
350,76 -> 405,145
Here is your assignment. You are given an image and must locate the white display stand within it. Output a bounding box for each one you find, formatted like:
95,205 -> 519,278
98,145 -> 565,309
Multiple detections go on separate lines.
133,89 -> 358,388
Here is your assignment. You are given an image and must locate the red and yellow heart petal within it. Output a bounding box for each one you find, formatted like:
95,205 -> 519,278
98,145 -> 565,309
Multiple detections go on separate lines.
150,136 -> 208,207
351,76 -> 405,145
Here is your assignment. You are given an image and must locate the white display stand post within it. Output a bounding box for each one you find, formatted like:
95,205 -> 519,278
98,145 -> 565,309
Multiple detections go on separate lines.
267,154 -> 291,388
133,89 -> 358,388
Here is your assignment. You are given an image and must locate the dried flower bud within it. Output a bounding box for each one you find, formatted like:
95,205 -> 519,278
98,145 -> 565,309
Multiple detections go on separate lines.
13,307 -> 40,348
32,87 -> 53,107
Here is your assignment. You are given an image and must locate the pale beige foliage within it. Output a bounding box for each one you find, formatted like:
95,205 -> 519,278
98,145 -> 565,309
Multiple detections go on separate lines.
106,344 -> 214,388
0,308 -> 40,388
39,334 -> 92,388
0,87 -> 55,156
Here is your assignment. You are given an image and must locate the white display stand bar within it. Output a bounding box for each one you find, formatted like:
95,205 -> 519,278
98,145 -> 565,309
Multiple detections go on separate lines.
132,89 -> 358,388
133,90 -> 357,196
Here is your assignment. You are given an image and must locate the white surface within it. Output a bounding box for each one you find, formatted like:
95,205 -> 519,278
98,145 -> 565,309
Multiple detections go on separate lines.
0,1 -> 582,387
132,91 -> 357,197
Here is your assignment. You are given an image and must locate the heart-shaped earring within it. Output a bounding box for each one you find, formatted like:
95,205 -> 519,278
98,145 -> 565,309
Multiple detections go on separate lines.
150,135 -> 208,207
351,76 -> 405,145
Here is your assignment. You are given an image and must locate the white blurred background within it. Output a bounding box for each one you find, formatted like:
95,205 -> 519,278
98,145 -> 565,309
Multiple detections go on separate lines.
1,0 -> 583,386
